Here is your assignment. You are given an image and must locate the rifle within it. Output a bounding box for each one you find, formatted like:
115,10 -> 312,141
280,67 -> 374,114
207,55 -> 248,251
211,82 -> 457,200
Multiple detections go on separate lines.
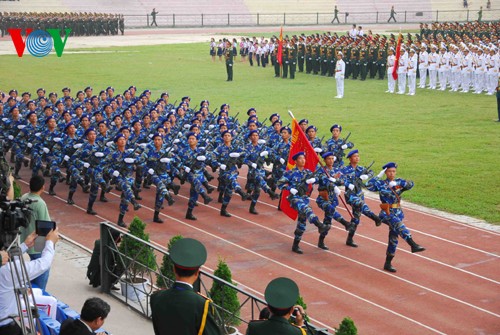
342,131 -> 351,144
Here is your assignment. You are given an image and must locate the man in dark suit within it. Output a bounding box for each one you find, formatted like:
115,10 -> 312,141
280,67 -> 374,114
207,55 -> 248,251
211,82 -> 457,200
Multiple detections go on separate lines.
60,297 -> 110,335
246,277 -> 308,334
150,238 -> 222,335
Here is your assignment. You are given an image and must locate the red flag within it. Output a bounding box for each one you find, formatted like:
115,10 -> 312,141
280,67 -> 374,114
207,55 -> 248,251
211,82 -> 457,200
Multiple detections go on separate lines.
279,117 -> 319,220
392,33 -> 402,80
277,26 -> 283,66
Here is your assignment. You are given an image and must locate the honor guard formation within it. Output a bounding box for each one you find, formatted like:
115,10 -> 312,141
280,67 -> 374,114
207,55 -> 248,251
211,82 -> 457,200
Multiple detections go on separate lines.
212,20 -> 499,95
0,12 -> 125,37
1,84 -> 426,272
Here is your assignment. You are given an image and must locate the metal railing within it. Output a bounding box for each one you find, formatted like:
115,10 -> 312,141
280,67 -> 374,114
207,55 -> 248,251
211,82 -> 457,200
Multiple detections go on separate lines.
125,9 -> 499,28
99,222 -> 330,334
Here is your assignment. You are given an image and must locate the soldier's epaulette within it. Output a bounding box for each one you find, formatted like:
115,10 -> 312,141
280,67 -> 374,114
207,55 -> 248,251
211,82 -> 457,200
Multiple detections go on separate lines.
197,291 -> 212,301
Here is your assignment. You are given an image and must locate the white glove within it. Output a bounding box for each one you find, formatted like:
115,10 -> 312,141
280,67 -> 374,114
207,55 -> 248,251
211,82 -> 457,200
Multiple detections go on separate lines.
220,164 -> 227,170
328,177 -> 336,183
184,166 -> 191,173
1,118 -> 7,122
348,184 -> 355,191
106,141 -> 114,147
199,147 -> 206,151
111,121 -> 116,126
148,168 -> 155,175
334,186 -> 341,195
42,147 -> 50,154
148,134 -> 154,138
251,163 -> 257,169
360,174 -> 369,181
17,124 -> 26,129
306,178 -> 316,184
113,170 -> 120,177
139,143 -> 148,148
377,168 -> 387,179
341,144 -> 348,150
73,143 -> 83,149
290,188 -> 298,195
35,132 -> 41,137
257,139 -> 266,144
196,155 -> 206,161
83,162 -> 90,168
173,139 -> 180,144
204,130 -> 209,134
279,158 -> 285,164
260,151 -> 268,157
63,155 -> 70,161
95,152 -> 104,158
183,124 -> 191,129
208,124 -> 215,129
124,158 -> 135,164
178,131 -> 183,137
53,137 -> 62,142
27,143 -> 33,148
314,147 -> 322,153
229,152 -> 240,158
160,157 -> 171,163
7,135 -> 14,140
389,181 -> 398,188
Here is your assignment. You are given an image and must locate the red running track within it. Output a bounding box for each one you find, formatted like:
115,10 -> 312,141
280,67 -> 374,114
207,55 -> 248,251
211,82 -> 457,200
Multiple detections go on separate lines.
14,167 -> 500,334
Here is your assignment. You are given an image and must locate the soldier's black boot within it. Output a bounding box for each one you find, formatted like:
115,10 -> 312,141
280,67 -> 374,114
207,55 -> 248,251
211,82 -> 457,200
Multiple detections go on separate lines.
201,193 -> 213,205
203,181 -> 215,194
338,217 -> 353,231
406,238 -> 426,253
79,180 -> 90,193
13,161 -> 22,179
170,183 -> 181,195
10,151 -> 15,163
23,157 -> 29,167
367,212 -> 382,226
249,202 -> 258,215
318,236 -> 329,250
43,168 -> 50,177
312,217 -> 329,234
131,199 -> 142,211
384,254 -> 397,273
346,225 -> 358,248
217,192 -> 224,203
153,210 -> 164,223
86,201 -> 97,215
235,188 -> 249,201
185,208 -> 197,220
204,170 -> 214,181
67,191 -> 75,205
117,213 -> 127,227
99,189 -> 108,202
48,180 -> 57,196
133,190 -> 142,200
166,193 -> 175,206
220,204 -> 231,217
267,189 -> 279,200
292,239 -> 303,254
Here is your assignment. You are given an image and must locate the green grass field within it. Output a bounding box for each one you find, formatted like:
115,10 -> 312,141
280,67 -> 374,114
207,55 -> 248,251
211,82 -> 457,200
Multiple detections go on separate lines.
1,42 -> 499,223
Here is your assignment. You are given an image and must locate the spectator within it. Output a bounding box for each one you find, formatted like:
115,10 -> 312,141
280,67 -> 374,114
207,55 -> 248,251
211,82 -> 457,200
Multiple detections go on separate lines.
486,0 -> 491,9
20,175 -> 52,290
0,229 -> 59,334
59,297 -> 111,335
86,229 -> 122,290
463,0 -> 468,8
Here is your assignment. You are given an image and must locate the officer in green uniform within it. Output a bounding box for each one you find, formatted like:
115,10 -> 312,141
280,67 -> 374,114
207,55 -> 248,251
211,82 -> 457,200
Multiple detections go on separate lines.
360,44 -> 369,80
377,46 -> 387,79
297,37 -> 305,72
351,46 -> 360,79
225,41 -> 234,81
246,277 -> 307,335
282,42 -> 290,78
289,40 -> 298,79
327,41 -> 335,77
368,41 -> 378,78
272,44 -> 280,77
150,238 -> 222,335
305,39 -> 312,74
313,42 -> 321,74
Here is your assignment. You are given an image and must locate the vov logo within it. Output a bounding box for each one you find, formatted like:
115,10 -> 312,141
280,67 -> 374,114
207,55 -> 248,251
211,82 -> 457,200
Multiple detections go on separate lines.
8,28 -> 71,58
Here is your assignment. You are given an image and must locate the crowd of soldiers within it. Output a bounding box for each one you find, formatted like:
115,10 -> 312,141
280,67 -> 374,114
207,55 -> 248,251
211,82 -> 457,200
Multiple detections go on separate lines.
0,85 -> 425,272
212,20 -> 499,89
0,12 -> 124,37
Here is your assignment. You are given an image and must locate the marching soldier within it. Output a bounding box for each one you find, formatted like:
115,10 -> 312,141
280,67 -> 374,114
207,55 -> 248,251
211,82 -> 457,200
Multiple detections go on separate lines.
324,124 -> 353,168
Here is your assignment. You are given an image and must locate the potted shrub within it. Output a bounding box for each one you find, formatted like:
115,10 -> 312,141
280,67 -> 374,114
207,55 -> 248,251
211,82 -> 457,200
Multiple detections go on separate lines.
335,317 -> 357,335
118,216 -> 157,301
209,258 -> 240,334
156,235 -> 183,289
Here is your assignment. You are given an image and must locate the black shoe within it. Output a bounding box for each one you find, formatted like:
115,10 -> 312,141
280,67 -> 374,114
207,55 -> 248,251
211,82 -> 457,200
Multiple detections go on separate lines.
134,192 -> 142,200
171,184 -> 180,195
23,158 -> 29,167
100,195 -> 108,202
202,194 -> 213,205
268,190 -> 279,200
185,209 -> 197,220
217,192 -> 224,203
48,188 -> 56,196
346,232 -> 358,247
87,207 -> 97,215
153,211 -> 164,223
132,200 -> 142,211
67,198 -> 75,205
220,205 -> 231,217
167,195 -> 175,206
384,254 -> 397,272
13,173 -> 22,180
118,221 -> 127,228
235,189 -> 249,201
292,240 -> 303,254
407,238 -> 426,253
249,203 -> 258,215
205,184 -> 215,194
318,237 -> 329,250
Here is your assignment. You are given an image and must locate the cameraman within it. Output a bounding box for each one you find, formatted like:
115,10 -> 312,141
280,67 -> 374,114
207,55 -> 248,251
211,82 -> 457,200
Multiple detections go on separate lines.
0,228 -> 60,334
19,176 -> 51,290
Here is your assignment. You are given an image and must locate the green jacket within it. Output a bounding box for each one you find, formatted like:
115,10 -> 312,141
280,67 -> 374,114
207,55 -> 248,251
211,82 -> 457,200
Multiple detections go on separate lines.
151,282 -> 222,335
20,193 -> 51,254
246,315 -> 306,335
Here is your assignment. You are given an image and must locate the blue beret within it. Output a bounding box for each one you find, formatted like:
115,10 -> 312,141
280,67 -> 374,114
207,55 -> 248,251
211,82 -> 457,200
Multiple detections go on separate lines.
182,96 -> 190,101
64,122 -> 75,132
22,92 -> 30,97
330,124 -> 342,132
166,112 -> 174,119
84,86 -> 92,91
10,106 -> 19,113
37,88 -> 45,93
44,116 -> 55,124
93,110 -> 102,116
218,110 -> 228,116
186,132 -> 197,139
189,125 -> 199,131
247,120 -> 257,125
38,97 -> 48,102
112,114 -> 122,120
62,87 -> 71,92
141,113 -> 151,119
76,90 -> 84,96
299,119 -> 308,125
152,133 -> 162,140
292,151 -> 305,161
160,92 -> 169,97
247,107 -> 256,115
200,99 -> 209,105
322,151 -> 334,159
26,111 -> 37,119
382,162 -> 398,169
27,100 -> 36,105
84,127 -> 96,137
346,149 -> 359,159
176,106 -> 184,113
272,120 -> 283,126
280,126 -> 291,134
131,120 -> 141,127
44,106 -> 53,111
248,129 -> 259,137
220,103 -> 229,110
190,118 -> 199,123
247,115 -> 257,121
106,86 -> 114,91
128,85 -> 136,90
118,126 -> 129,133
97,120 -> 108,127
61,110 -> 70,117
269,113 -> 280,121
221,130 -> 231,137
306,125 -> 317,133
114,133 -> 125,142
